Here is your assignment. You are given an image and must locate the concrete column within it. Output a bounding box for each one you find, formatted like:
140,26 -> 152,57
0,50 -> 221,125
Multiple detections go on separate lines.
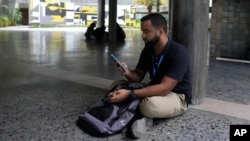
172,0 -> 209,105
168,0 -> 173,38
108,0 -> 117,41
97,0 -> 105,27
156,0 -> 160,12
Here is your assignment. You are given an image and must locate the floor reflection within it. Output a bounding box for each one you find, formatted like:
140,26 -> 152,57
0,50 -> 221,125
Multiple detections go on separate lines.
0,29 -> 144,77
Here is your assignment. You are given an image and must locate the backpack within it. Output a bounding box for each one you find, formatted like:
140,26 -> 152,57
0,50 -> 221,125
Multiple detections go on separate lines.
77,82 -> 144,137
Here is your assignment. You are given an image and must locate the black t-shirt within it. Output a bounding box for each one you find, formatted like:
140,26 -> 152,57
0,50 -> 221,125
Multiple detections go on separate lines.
136,40 -> 192,104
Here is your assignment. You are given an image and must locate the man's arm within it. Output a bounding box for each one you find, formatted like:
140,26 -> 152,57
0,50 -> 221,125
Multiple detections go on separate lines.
119,62 -> 178,98
124,68 -> 146,83
108,76 -> 178,103
134,76 -> 178,98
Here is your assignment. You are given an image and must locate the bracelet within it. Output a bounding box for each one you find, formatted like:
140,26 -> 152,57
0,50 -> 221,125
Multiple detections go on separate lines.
128,89 -> 137,101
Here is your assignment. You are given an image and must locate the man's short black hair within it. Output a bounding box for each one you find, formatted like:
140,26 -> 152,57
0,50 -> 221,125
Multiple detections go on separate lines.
141,13 -> 168,33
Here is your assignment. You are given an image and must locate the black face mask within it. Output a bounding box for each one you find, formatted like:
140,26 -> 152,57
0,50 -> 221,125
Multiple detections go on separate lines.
145,35 -> 160,47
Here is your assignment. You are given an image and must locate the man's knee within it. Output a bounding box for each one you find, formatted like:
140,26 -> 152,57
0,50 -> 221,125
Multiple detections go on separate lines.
139,95 -> 187,118
139,97 -> 168,118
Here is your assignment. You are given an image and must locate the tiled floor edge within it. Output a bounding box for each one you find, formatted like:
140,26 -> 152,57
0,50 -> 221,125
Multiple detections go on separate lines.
191,98 -> 250,120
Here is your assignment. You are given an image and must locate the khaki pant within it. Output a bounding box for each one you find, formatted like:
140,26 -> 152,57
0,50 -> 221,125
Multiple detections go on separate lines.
110,80 -> 188,118
140,92 -> 187,118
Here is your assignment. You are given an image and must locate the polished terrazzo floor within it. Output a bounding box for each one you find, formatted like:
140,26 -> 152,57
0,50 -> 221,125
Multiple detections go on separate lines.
0,27 -> 249,141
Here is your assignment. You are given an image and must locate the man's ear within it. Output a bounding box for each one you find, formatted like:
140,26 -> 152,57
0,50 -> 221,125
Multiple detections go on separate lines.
158,27 -> 165,35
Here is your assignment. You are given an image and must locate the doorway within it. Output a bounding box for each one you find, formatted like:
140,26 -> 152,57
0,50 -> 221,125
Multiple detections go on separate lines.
20,8 -> 29,25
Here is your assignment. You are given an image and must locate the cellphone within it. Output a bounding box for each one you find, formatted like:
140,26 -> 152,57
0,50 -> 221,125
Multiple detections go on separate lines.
110,54 -> 126,71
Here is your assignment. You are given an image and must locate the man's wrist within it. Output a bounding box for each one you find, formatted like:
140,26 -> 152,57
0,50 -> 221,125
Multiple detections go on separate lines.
128,89 -> 137,101
124,69 -> 131,78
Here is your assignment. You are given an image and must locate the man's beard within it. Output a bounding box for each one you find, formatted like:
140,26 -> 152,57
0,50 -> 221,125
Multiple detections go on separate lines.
145,35 -> 160,47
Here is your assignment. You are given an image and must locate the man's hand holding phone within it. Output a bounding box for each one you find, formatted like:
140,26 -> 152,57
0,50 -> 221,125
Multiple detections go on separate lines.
110,54 -> 127,74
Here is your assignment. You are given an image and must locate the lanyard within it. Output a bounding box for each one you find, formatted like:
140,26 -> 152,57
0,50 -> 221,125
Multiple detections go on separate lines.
152,54 -> 164,77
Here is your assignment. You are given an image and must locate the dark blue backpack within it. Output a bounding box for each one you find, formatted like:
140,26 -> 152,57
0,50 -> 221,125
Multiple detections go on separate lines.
77,82 -> 144,137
